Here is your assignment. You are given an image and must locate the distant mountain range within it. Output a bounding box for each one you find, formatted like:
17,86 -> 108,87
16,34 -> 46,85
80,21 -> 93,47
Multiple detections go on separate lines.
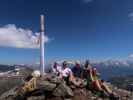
0,65 -> 15,72
92,59 -> 133,80
1,58 -> 133,80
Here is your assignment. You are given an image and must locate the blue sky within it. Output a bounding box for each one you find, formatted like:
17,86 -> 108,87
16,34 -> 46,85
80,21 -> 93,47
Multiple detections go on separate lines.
0,0 -> 133,64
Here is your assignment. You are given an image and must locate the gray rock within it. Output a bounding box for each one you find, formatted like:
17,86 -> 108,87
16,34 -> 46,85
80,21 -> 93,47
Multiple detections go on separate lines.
50,77 -> 62,84
64,98 -> 72,100
37,80 -> 57,91
0,96 -> 14,100
53,83 -> 73,97
27,96 -> 45,100
0,87 -> 17,100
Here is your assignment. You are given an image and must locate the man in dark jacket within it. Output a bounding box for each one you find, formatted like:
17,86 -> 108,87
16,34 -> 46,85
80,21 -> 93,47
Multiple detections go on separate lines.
72,61 -> 83,78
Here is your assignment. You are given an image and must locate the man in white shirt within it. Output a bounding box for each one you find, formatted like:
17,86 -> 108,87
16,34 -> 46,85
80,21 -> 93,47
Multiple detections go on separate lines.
60,61 -> 73,84
52,62 -> 62,76
62,67 -> 72,78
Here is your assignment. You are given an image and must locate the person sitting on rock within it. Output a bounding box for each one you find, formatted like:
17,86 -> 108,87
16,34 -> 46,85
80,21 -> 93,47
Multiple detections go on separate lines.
81,61 -> 102,91
82,60 -> 92,79
82,60 -> 93,89
60,61 -> 73,84
82,62 -> 108,96
91,68 -> 103,91
90,68 -> 118,98
72,61 -> 83,78
52,62 -> 62,76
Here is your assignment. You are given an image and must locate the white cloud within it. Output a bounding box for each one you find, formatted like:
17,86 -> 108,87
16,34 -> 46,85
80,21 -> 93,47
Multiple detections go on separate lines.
128,54 -> 133,58
128,13 -> 133,21
83,0 -> 93,3
0,24 -> 49,49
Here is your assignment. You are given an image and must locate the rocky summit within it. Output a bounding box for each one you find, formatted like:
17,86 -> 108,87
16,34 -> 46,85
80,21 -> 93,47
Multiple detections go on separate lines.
0,73 -> 133,100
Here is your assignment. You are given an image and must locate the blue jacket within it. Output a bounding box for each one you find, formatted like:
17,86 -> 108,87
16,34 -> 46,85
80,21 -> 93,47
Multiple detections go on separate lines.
72,66 -> 83,78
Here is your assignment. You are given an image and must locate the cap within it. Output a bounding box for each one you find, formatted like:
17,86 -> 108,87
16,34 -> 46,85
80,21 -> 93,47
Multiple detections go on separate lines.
75,60 -> 80,64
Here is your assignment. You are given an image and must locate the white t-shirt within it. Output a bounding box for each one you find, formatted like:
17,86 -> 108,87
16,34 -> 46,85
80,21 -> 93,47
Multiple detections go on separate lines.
52,65 -> 62,75
61,67 -> 72,77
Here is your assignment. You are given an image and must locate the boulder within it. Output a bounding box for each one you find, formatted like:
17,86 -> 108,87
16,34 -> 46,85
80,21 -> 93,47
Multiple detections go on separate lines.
27,96 -> 45,100
53,83 -> 73,97
0,87 -> 18,100
49,77 -> 62,84
37,81 -> 56,91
